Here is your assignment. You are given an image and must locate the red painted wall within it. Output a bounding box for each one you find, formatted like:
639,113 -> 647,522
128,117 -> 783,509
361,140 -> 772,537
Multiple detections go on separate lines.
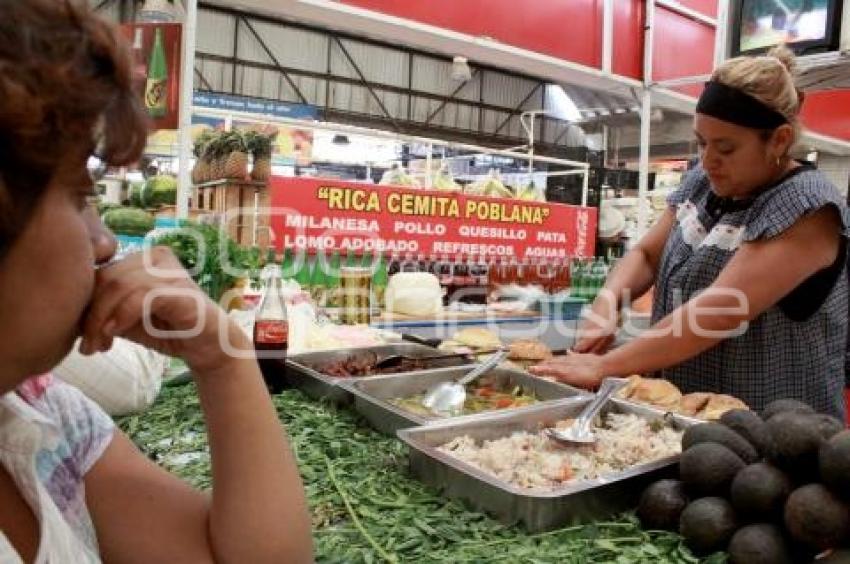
338,0 -> 850,142
675,0 -> 718,18
341,0 -> 602,69
613,1 -> 644,80
652,7 -> 716,82
800,91 -> 850,141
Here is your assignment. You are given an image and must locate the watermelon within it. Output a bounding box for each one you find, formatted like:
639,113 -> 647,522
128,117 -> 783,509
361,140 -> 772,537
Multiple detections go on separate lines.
103,207 -> 155,237
128,181 -> 145,207
143,175 -> 177,208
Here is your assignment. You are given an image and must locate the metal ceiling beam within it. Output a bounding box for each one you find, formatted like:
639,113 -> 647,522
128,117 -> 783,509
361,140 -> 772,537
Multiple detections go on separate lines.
323,108 -> 570,158
194,67 -> 214,91
491,82 -> 543,137
194,52 -> 525,117
424,69 -> 478,126
332,37 -> 400,131
240,16 -> 309,104
552,123 -> 574,146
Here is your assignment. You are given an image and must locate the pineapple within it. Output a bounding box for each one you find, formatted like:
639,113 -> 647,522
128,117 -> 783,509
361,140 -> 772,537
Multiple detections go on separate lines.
191,132 -> 212,185
248,132 -> 274,183
223,131 -> 249,180
205,134 -> 226,181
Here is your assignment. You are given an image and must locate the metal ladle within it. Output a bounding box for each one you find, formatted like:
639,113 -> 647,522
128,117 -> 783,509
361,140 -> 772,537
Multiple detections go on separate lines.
546,377 -> 625,446
421,349 -> 510,416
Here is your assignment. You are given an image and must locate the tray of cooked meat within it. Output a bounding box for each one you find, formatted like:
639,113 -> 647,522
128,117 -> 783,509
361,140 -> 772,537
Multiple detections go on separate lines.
284,343 -> 476,403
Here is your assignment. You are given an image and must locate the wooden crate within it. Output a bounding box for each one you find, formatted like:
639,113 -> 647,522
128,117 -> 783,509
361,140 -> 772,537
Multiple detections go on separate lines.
192,180 -> 269,247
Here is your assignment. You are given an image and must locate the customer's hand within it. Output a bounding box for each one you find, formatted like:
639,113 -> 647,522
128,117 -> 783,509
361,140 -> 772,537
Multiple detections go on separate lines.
573,290 -> 618,354
80,247 -> 244,373
528,352 -> 605,390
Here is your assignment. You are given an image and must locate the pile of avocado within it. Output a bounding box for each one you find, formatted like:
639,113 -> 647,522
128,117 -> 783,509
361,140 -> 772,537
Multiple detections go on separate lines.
637,399 -> 850,563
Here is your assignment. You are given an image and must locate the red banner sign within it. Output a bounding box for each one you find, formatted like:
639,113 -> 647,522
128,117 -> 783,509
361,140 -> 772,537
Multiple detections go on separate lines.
268,177 -> 597,258
120,23 -> 182,131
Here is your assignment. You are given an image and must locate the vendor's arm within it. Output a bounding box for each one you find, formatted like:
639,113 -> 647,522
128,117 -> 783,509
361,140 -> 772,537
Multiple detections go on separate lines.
534,207 -> 842,387
574,208 -> 675,353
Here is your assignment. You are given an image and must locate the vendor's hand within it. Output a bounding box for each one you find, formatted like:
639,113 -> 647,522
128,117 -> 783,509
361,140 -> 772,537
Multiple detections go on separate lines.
528,352 -> 606,390
80,247 -> 246,373
573,291 -> 618,354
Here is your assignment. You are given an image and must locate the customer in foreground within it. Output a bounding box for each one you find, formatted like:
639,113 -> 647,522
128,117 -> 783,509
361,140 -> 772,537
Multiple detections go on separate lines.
0,1 -> 312,562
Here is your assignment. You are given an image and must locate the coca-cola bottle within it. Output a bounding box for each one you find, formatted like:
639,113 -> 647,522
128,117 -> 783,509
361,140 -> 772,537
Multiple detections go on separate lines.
417,253 -> 428,273
387,253 -> 401,277
253,266 -> 288,392
437,254 -> 452,305
475,255 -> 489,304
453,255 -> 469,303
401,252 -> 417,273
487,257 -> 502,301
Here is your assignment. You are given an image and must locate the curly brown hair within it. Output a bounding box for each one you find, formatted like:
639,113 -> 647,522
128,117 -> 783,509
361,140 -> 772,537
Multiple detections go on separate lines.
0,0 -> 148,257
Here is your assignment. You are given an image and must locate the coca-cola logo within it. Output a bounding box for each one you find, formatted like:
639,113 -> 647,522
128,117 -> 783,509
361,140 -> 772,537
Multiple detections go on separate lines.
145,79 -> 166,108
255,320 -> 288,344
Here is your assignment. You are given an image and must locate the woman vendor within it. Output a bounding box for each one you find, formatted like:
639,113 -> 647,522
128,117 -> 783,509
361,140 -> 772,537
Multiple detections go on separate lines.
0,2 -> 311,561
531,46 -> 849,419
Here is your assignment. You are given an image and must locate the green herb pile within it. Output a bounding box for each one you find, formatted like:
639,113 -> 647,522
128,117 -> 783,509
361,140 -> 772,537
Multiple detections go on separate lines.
117,385 -> 723,563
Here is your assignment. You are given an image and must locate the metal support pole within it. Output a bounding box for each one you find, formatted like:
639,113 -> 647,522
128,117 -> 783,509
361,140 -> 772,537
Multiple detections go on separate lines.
636,0 -> 656,238
407,51 -> 414,122
602,0 -> 614,74
602,124 -> 609,167
581,168 -> 589,207
176,0 -> 198,220
637,90 -> 651,238
425,142 -> 433,188
527,115 -> 535,179
231,17 -> 239,94
714,0 -> 730,67
325,36 -> 333,110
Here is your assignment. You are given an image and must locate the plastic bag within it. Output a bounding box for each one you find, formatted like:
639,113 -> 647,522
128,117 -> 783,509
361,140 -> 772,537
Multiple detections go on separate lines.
465,169 -> 513,199
432,164 -> 460,191
379,163 -> 420,188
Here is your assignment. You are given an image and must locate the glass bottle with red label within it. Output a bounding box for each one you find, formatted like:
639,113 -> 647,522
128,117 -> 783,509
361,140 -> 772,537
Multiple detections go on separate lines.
253,266 -> 288,357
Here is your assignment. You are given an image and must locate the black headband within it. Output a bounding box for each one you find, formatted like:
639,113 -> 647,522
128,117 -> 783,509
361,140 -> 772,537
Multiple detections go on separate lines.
696,81 -> 788,130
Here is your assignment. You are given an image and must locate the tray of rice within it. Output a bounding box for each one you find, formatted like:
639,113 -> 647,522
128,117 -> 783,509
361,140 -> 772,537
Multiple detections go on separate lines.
397,397 -> 694,532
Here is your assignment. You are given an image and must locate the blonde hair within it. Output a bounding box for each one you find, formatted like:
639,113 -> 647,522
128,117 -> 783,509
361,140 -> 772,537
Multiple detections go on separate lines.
711,45 -> 803,145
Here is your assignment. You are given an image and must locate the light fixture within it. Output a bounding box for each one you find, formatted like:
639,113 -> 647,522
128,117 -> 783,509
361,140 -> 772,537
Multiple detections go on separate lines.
544,85 -> 582,122
451,56 -> 472,82
332,134 -> 350,146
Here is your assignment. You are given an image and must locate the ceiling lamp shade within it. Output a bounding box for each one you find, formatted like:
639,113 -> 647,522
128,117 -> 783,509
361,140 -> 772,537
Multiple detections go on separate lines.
451,56 -> 472,82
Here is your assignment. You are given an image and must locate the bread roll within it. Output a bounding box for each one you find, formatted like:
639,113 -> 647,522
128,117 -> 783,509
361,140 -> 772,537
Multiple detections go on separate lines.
453,328 -> 502,349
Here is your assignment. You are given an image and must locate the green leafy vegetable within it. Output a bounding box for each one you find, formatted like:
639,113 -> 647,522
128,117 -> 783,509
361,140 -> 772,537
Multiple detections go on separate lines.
117,386 -> 717,563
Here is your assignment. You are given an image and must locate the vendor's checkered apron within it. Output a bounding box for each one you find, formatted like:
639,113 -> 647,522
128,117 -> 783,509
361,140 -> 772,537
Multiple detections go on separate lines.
652,166 -> 849,419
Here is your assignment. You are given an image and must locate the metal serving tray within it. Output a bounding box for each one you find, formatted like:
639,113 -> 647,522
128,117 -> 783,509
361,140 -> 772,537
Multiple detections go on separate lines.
284,344 -> 475,404
397,397 -> 696,532
341,367 -> 588,435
